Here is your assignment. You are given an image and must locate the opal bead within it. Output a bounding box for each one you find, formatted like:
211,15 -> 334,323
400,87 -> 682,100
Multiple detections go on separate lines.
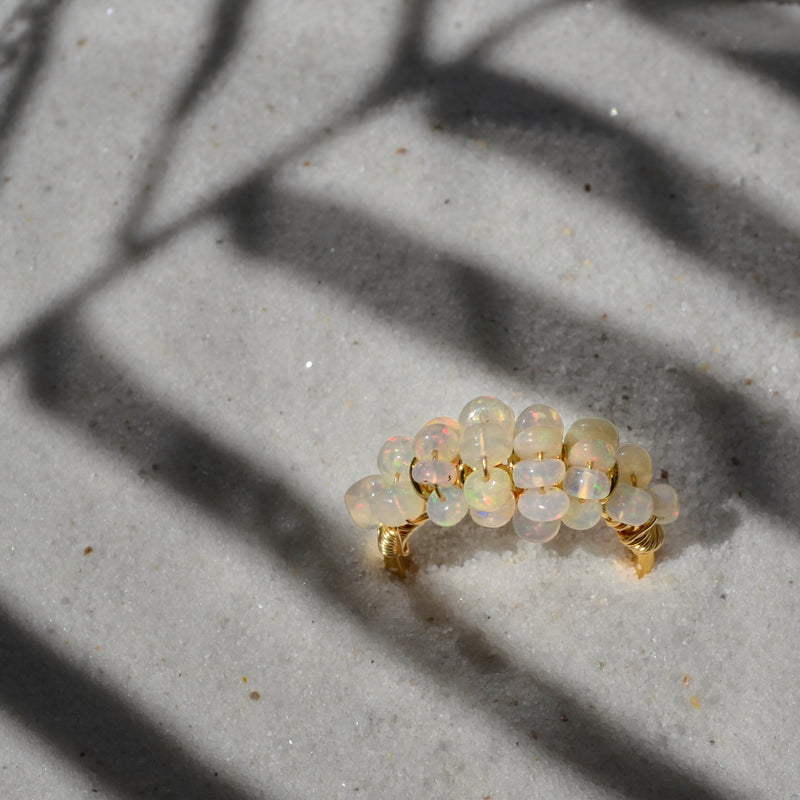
412,417 -> 460,461
463,467 -> 512,511
469,494 -> 516,528
513,425 -> 563,460
604,484 -> 654,527
344,474 -> 385,529
561,496 -> 602,530
515,404 -> 564,437
459,422 -> 513,468
374,482 -> 425,527
513,458 -> 565,489
567,438 -> 616,472
647,482 -> 680,523
411,459 -> 457,486
615,442 -> 653,488
513,510 -> 561,543
458,396 -> 516,433
516,487 -> 570,522
427,486 -> 468,527
564,418 -> 619,451
377,436 -> 413,480
562,466 -> 611,500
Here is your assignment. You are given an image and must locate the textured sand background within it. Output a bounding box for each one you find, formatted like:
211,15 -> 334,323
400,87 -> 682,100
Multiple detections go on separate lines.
0,2 -> 798,798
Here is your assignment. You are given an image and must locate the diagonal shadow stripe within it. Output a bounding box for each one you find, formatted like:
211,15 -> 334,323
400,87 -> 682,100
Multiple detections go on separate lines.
14,313 -> 752,800
0,0 -> 67,178
0,606 -> 276,799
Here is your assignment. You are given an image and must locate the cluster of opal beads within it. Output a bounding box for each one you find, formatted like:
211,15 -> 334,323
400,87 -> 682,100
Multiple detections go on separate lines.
345,397 -> 679,564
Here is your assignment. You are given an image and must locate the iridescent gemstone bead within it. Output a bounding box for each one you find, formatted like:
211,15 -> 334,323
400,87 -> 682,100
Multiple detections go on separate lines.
564,418 -> 619,451
373,482 -> 425,527
412,417 -> 460,461
561,496 -> 602,530
459,423 -> 513,468
344,474 -> 385,529
469,494 -> 516,528
427,486 -> 468,527
615,442 -> 653,487
458,396 -> 516,433
562,466 -> 611,500
513,458 -> 565,489
647,482 -> 680,523
516,487 -> 570,522
567,438 -> 616,472
377,436 -> 413,480
411,459 -> 457,486
515,404 -> 564,437
604,484 -> 654,527
513,425 -> 563,460
513,510 -> 561,543
463,467 -> 512,511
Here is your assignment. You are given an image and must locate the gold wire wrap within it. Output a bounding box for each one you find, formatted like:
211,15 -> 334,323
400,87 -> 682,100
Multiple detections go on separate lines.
377,515 -> 428,576
602,514 -> 664,554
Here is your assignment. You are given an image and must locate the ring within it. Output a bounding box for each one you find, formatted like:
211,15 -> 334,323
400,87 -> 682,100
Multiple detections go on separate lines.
345,396 -> 679,578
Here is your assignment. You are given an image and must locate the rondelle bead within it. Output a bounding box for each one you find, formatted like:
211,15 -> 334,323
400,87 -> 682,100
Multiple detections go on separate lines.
427,486 -> 468,527
412,417 -> 460,462
561,496 -> 602,530
647,482 -> 679,523
562,466 -> 611,501
377,436 -> 414,479
469,494 -> 516,528
564,418 -> 619,451
458,396 -> 516,433
513,510 -> 561,543
411,459 -> 457,486
459,422 -> 513,468
463,466 -> 512,511
515,404 -> 564,437
615,442 -> 653,488
513,458 -> 566,489
567,438 -> 616,472
517,487 -> 570,522
374,482 -> 425,527
345,474 -> 386,529
513,425 -> 563,460
604,484 -> 654,527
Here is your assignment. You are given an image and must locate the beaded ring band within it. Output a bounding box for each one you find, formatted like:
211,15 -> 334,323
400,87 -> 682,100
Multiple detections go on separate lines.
345,396 -> 679,578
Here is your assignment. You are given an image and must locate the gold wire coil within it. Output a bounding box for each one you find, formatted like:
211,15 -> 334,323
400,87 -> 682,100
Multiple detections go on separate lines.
602,514 -> 664,554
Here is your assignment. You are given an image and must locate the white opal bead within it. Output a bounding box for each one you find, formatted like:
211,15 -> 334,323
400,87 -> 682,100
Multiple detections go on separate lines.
513,458 -> 565,489
411,459 -> 457,486
604,484 -> 654,527
564,418 -> 619,450
513,425 -> 563,460
458,396 -> 515,433
647,483 -> 680,523
344,474 -> 385,529
459,422 -> 513,468
513,510 -> 561,543
562,466 -> 611,500
374,483 -> 425,527
469,494 -> 516,528
463,467 -> 512,511
517,487 -> 570,522
615,442 -> 653,488
567,438 -> 616,472
561,496 -> 602,530
377,436 -> 413,479
412,417 -> 460,461
515,404 -> 564,437
427,486 -> 468,527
